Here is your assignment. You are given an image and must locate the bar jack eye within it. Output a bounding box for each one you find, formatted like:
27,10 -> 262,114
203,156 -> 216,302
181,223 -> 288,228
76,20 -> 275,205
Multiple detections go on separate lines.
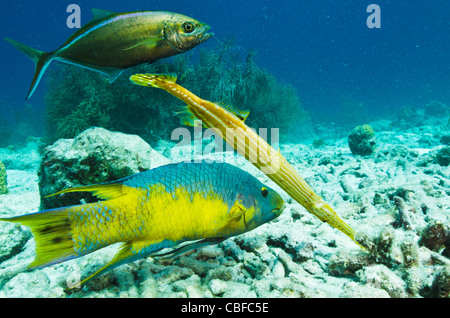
183,22 -> 195,33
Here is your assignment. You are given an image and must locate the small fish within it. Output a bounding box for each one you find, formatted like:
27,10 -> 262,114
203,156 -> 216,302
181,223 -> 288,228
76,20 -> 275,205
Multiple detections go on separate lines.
5,9 -> 213,99
0,161 -> 284,289
130,73 -> 361,246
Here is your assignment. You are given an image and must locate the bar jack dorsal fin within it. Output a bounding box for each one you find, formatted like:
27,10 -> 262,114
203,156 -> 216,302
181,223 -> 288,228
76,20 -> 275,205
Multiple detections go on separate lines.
90,8 -> 116,22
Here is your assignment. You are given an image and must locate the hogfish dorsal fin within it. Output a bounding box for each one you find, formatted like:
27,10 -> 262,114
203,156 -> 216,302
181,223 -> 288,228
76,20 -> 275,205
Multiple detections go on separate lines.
90,8 -> 116,21
45,183 -> 128,201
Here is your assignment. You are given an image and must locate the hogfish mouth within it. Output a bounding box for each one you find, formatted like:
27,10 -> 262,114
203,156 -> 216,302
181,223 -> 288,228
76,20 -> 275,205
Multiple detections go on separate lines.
271,204 -> 285,217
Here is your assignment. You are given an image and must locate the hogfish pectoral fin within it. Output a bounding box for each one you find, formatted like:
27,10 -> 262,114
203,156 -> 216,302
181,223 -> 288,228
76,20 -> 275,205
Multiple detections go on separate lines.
228,199 -> 246,219
153,237 -> 226,260
66,239 -> 172,291
226,199 -> 249,230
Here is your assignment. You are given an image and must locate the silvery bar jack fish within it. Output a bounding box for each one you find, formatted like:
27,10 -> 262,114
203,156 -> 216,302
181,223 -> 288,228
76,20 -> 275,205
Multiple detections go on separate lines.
5,9 -> 213,99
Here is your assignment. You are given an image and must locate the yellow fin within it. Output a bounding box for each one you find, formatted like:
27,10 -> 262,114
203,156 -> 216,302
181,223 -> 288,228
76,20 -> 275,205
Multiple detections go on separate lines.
223,199 -> 247,232
130,73 -> 177,88
228,199 -> 246,219
67,242 -> 134,290
174,106 -> 204,127
45,183 -> 127,201
217,101 -> 250,122
66,240 -> 168,290
1,209 -> 76,269
122,38 -> 161,51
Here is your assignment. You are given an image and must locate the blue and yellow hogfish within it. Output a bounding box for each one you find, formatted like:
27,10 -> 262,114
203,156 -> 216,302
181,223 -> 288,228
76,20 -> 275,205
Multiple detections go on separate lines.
0,161 -> 284,289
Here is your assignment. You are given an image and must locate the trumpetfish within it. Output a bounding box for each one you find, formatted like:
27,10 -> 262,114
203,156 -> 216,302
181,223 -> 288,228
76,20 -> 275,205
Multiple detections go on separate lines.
130,73 -> 360,246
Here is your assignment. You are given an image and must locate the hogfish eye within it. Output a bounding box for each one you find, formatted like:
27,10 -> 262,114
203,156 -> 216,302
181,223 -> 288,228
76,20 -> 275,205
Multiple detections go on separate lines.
261,187 -> 268,198
183,22 -> 195,33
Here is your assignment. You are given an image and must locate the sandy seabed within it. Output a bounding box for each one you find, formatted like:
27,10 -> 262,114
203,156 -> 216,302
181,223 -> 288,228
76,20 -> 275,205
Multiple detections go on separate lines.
0,117 -> 449,298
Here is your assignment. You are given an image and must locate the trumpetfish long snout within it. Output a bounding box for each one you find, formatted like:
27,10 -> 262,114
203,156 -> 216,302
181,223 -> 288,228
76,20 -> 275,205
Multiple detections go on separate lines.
130,73 -> 361,247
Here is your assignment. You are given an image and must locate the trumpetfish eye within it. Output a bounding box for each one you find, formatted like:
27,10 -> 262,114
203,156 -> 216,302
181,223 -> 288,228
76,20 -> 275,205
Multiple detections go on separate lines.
261,187 -> 268,198
183,22 -> 195,33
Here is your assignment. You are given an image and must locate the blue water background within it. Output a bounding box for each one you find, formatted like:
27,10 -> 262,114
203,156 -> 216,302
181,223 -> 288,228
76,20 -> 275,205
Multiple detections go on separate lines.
1,0 -> 449,139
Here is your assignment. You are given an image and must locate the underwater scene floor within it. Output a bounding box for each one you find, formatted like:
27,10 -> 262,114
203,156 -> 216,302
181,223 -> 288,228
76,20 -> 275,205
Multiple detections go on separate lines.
0,116 -> 449,298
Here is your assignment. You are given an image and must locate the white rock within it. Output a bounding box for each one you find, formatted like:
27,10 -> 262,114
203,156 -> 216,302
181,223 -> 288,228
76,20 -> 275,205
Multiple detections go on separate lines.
356,264 -> 408,298
209,279 -> 227,296
341,282 -> 390,298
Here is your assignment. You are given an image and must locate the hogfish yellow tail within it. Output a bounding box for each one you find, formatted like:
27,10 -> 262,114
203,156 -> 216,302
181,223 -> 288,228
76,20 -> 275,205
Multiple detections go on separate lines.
0,209 -> 76,269
130,73 -> 359,246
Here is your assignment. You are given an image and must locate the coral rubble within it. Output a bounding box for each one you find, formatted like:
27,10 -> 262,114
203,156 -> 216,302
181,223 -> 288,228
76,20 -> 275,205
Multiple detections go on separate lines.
0,161 -> 8,195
